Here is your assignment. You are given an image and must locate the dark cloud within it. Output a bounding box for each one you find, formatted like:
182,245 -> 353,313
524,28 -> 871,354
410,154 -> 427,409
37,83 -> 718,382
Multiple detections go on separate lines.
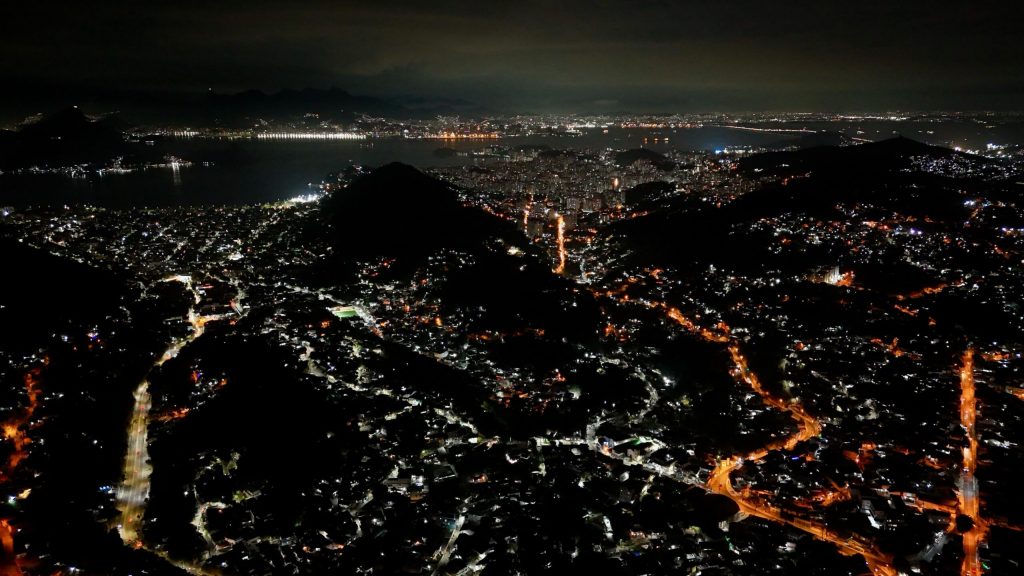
2,0 -> 1022,113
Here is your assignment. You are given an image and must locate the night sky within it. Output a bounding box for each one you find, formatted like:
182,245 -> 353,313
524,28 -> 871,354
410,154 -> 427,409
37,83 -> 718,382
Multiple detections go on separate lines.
3,0 -> 1023,114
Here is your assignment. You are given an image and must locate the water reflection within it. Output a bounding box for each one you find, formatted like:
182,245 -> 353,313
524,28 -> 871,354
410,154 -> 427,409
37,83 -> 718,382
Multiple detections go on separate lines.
2,122 -> 1018,209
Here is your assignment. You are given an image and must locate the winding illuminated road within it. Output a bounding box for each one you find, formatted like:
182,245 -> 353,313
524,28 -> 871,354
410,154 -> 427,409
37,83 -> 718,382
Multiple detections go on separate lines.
115,276 -> 222,552
664,311 -> 997,574
659,305 -> 897,576
0,362 -> 45,576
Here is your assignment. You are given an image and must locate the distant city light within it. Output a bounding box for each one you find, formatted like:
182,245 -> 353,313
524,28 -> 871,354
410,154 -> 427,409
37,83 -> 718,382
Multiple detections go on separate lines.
286,193 -> 323,204
257,132 -> 366,140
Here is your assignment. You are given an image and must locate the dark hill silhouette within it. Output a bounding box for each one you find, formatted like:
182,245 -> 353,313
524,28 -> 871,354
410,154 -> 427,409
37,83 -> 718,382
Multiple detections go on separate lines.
738,136 -> 964,179
310,163 -> 602,346
763,130 -> 853,150
605,138 -> 990,286
320,162 -> 524,262
537,149 -> 574,160
72,87 -> 491,126
0,107 -> 130,169
0,238 -> 126,353
623,180 -> 674,207
202,87 -> 406,124
17,106 -> 125,142
727,138 -> 989,223
20,106 -> 93,136
614,148 -> 674,170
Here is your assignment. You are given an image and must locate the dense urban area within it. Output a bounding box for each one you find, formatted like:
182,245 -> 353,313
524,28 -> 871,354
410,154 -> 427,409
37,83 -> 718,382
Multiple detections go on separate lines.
2,114 -> 1024,576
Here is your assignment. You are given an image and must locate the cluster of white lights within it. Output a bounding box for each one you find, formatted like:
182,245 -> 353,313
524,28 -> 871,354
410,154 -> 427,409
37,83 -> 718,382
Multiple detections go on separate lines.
286,193 -> 323,204
257,132 -> 366,140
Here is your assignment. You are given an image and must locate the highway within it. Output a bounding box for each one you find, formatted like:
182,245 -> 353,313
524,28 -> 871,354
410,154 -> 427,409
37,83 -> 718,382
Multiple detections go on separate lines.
957,349 -> 986,576
116,379 -> 154,545
554,214 -> 566,274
